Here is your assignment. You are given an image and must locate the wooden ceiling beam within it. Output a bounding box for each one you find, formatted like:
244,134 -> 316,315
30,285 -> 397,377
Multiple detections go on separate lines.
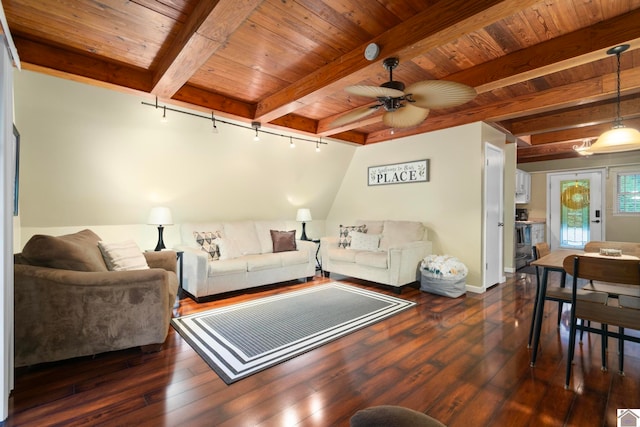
13,36 -> 152,94
453,10 -> 640,93
151,0 -> 263,99
528,117 -> 640,145
507,98 -> 640,136
364,67 -> 640,143
254,0 -> 542,123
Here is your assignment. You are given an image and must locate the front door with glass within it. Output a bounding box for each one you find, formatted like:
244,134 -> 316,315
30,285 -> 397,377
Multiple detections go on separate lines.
547,170 -> 604,250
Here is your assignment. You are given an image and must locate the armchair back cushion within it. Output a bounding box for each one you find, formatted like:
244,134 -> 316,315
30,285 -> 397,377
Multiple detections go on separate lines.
21,229 -> 108,272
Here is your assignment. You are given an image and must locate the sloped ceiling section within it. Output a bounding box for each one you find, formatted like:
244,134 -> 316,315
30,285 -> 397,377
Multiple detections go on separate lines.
4,0 -> 640,162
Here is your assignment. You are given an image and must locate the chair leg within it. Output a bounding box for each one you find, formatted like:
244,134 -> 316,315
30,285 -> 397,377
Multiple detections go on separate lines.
601,324 -> 607,372
619,327 -> 625,376
565,314 -> 578,389
557,271 -> 567,326
528,266 -> 542,348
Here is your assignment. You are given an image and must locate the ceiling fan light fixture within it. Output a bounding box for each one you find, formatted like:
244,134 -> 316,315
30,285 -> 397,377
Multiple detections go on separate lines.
573,138 -> 593,156
586,44 -> 640,155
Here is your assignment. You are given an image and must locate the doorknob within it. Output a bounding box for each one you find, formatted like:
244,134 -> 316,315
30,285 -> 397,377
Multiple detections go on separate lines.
592,219 -> 600,223
498,222 -> 504,227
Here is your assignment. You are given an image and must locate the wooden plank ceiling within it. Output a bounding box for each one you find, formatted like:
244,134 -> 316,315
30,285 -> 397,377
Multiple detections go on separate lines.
4,0 -> 640,163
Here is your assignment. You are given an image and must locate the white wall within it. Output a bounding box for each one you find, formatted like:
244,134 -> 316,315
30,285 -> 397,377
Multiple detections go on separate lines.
14,70 -> 356,247
326,122 -> 508,288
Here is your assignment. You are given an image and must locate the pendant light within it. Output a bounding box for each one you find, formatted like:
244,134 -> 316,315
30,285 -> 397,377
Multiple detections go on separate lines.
586,45 -> 640,154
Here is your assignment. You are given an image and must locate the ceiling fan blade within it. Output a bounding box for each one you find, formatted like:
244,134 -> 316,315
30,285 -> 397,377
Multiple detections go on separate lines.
345,85 -> 405,98
406,80 -> 476,109
331,105 -> 380,127
382,104 -> 429,128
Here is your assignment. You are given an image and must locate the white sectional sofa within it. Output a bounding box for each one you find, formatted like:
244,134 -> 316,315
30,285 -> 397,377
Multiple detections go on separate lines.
321,220 -> 432,292
177,220 -> 317,301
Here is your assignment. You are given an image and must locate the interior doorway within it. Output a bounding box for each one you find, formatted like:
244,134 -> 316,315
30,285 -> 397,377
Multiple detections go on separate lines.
483,143 -> 504,289
547,170 -> 605,250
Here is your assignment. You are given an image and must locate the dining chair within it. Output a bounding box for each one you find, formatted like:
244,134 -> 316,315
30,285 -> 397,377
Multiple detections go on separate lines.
562,255 -> 640,389
527,242 -> 568,348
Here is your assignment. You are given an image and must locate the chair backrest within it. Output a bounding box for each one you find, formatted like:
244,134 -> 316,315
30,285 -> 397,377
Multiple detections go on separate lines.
584,241 -> 640,258
563,255 -> 640,285
533,242 -> 550,260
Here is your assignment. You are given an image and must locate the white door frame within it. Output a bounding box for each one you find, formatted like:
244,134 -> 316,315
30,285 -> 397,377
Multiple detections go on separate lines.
483,143 -> 505,289
546,169 -> 606,250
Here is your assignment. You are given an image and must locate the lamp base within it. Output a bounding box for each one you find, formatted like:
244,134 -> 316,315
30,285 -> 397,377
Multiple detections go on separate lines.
300,222 -> 309,241
154,225 -> 166,251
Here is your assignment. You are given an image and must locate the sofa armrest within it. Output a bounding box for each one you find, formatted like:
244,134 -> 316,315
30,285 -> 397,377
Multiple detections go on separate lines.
144,250 -> 177,273
387,240 -> 433,286
296,239 -> 317,268
175,246 -> 209,296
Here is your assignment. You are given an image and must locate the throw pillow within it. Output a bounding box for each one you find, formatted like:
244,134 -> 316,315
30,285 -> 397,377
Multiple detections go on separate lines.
338,224 -> 367,248
21,229 -> 108,272
270,230 -> 297,253
349,231 -> 381,251
194,231 -> 222,261
98,240 -> 150,271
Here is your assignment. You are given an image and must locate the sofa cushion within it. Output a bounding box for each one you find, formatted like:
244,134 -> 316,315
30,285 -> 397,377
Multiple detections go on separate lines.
98,240 -> 149,271
246,253 -> 282,272
223,221 -> 262,255
338,224 -> 368,248
271,230 -> 297,253
255,221 -> 288,253
207,258 -> 247,276
379,221 -> 425,251
193,231 -> 222,260
349,231 -> 381,251
21,229 -> 108,272
280,249 -> 309,266
328,248 -> 358,263
355,251 -> 388,269
217,237 -> 242,260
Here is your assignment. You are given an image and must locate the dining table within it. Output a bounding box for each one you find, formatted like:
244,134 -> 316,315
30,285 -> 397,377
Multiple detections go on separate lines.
528,248 -> 640,367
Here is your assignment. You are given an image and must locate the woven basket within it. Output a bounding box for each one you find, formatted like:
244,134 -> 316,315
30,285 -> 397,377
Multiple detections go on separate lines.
420,273 -> 466,298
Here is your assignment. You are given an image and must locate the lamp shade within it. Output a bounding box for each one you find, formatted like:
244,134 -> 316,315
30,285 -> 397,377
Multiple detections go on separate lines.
586,126 -> 640,154
296,208 -> 312,222
147,207 -> 173,226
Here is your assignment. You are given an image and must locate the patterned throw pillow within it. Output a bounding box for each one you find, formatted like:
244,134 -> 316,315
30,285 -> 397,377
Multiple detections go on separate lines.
338,224 -> 367,248
193,231 -> 223,261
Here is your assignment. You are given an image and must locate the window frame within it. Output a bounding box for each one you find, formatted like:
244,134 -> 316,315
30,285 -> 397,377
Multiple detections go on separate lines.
614,171 -> 640,216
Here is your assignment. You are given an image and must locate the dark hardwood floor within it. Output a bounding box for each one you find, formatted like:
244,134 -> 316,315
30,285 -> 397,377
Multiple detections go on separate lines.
6,272 -> 640,427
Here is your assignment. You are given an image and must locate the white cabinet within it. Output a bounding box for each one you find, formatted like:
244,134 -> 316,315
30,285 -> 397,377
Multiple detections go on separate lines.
515,169 -> 531,204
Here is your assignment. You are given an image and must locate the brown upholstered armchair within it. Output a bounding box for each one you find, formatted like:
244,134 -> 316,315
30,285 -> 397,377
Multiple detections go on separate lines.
14,229 -> 178,367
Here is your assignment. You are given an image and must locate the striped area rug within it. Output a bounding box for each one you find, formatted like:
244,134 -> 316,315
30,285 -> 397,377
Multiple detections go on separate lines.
171,282 -> 416,384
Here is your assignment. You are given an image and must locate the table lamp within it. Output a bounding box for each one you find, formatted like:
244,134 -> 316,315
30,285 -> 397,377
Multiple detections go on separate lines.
148,207 -> 173,251
296,208 -> 312,241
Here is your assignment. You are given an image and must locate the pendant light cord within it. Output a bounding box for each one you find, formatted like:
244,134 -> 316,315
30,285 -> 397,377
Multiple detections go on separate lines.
615,51 -> 622,127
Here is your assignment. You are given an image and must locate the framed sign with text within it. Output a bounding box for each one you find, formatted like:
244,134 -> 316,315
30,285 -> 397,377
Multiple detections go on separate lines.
368,159 -> 429,186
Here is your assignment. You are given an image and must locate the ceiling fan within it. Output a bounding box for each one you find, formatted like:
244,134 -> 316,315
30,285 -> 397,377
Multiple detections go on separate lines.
332,57 -> 477,129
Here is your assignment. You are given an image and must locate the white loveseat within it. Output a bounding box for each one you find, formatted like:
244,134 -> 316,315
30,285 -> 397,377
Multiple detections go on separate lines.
320,220 -> 432,292
177,221 -> 317,301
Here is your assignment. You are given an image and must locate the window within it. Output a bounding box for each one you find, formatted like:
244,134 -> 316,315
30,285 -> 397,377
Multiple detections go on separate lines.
616,172 -> 640,215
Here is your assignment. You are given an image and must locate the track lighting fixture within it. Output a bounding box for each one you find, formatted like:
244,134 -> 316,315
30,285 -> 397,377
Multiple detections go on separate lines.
211,112 -> 218,134
252,121 -> 261,141
142,98 -> 328,150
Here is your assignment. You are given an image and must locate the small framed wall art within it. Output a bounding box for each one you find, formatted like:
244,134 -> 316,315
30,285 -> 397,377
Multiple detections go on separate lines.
368,159 -> 429,186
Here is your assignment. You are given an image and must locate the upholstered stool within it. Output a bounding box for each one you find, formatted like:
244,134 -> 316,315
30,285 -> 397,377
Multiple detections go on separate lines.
350,405 -> 446,427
